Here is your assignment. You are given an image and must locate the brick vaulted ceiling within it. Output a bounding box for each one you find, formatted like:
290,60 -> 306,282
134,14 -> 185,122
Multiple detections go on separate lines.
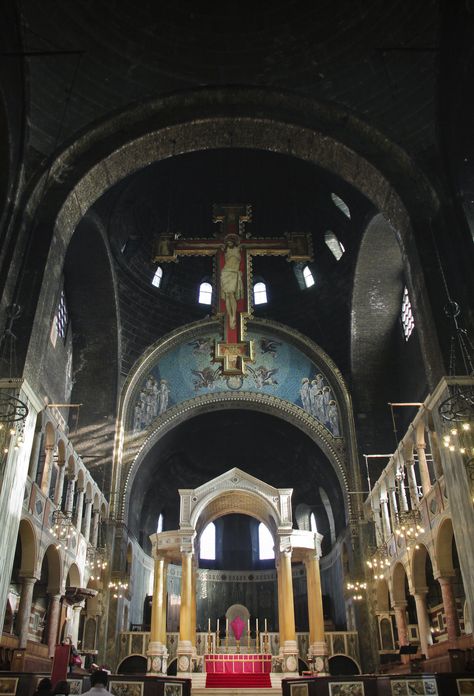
20,0 -> 438,169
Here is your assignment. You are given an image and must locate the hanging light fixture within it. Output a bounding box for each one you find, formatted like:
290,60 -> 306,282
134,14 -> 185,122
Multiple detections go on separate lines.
346,580 -> 367,601
366,545 -> 391,580
393,509 -> 425,549
0,305 -> 29,429
50,509 -> 76,549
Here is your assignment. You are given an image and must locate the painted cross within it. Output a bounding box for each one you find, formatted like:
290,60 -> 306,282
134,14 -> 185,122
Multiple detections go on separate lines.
153,204 -> 312,375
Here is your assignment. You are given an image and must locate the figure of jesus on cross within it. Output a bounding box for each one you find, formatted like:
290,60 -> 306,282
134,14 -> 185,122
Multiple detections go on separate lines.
153,204 -> 312,375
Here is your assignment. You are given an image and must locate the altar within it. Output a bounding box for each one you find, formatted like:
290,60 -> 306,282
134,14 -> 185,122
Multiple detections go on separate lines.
205,653 -> 272,674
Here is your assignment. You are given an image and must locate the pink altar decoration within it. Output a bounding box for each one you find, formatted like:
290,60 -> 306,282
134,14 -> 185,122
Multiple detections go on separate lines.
205,654 -> 272,674
230,615 -> 245,640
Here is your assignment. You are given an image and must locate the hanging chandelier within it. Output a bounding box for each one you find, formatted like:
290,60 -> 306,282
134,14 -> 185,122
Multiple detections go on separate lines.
0,305 -> 28,426
86,546 -> 108,581
366,545 -> 390,580
50,509 -> 76,549
346,580 -> 367,601
393,509 -> 425,549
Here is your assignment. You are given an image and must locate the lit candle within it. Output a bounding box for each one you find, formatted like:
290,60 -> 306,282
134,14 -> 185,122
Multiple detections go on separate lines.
226,618 -> 229,633
256,618 -> 259,632
264,618 -> 267,632
248,618 -> 250,633
208,618 -> 211,632
217,618 -> 220,633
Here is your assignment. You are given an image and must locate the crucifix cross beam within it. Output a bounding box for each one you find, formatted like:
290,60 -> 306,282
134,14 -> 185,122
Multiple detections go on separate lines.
153,204 -> 313,375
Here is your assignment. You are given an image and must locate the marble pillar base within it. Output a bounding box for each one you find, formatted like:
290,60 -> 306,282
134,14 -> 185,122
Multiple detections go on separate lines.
308,640 -> 329,675
177,639 -> 194,676
281,639 -> 299,675
146,641 -> 168,675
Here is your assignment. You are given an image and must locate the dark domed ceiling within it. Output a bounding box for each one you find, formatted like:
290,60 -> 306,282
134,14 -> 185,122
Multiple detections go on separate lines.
92,147 -> 373,376
128,409 -> 345,557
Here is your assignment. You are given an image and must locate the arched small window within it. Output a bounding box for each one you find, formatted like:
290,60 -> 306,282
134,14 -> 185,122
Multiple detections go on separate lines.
401,286 -> 415,341
258,523 -> 274,560
325,231 -> 345,261
253,281 -> 268,305
200,522 -> 216,560
199,282 -> 213,305
157,513 -> 163,533
152,266 -> 163,288
310,513 -> 318,533
331,192 -> 351,218
303,265 -> 315,288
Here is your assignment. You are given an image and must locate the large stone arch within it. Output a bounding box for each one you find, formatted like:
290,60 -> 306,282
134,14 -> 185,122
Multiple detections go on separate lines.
411,543 -> 434,593
435,517 -> 456,576
18,518 -> 37,577
392,562 -> 409,604
115,318 -> 357,525
13,88 -> 444,399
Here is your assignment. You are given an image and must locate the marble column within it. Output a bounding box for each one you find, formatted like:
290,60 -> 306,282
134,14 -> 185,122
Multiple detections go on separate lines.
372,500 -> 384,547
17,576 -> 36,648
71,604 -> 82,645
428,430 -> 444,480
47,593 -> 62,658
405,459 -> 420,508
40,445 -> 54,496
393,601 -> 410,663
65,477 -> 76,516
438,575 -> 461,642
160,562 -> 168,646
177,551 -> 193,674
276,555 -> 285,646
91,510 -> 100,547
413,590 -> 433,658
191,562 -> 197,646
54,464 -> 66,506
388,487 -> 399,532
74,488 -> 85,529
147,555 -> 168,674
28,431 -> 42,481
304,551 -> 328,673
397,468 -> 409,513
416,441 -> 432,497
279,548 -> 298,674
380,496 -> 392,540
82,499 -> 92,541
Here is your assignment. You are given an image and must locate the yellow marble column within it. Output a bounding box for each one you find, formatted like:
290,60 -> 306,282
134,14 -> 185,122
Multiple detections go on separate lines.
280,549 -> 296,641
277,544 -> 298,674
305,551 -> 325,644
147,554 -> 168,675
276,555 -> 286,645
159,561 -> 168,646
180,551 -> 193,643
304,549 -> 328,673
150,555 -> 164,643
191,562 -> 197,645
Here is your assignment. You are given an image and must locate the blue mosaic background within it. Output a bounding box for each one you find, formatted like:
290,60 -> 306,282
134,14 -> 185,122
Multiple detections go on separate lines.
131,330 -> 341,437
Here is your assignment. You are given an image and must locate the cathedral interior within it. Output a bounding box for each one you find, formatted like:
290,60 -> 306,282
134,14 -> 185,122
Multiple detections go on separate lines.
1,0 -> 474,691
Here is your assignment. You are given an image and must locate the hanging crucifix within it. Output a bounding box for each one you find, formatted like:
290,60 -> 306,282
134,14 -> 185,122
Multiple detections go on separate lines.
153,204 -> 313,375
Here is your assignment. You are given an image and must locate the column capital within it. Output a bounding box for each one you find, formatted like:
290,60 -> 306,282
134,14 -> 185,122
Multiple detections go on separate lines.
19,574 -> 39,584
436,572 -> 456,584
412,587 -> 428,597
416,442 -> 426,450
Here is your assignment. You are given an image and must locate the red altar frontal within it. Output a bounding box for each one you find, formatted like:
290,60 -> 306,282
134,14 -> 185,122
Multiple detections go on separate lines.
205,654 -> 272,673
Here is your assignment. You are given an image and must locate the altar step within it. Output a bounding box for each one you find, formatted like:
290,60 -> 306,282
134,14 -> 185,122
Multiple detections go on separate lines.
206,673 -> 272,689
192,672 -> 282,693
